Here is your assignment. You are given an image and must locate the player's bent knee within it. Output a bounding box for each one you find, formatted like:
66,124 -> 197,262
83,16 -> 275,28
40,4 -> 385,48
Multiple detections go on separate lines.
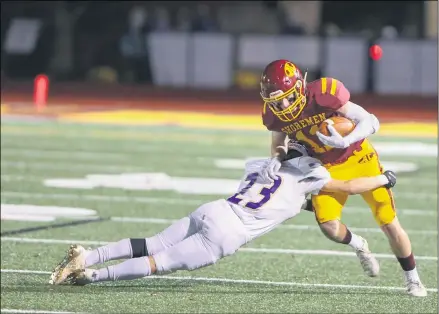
374,206 -> 396,226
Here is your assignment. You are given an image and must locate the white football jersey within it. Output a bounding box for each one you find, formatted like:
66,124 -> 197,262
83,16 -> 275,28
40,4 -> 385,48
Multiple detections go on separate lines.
227,156 -> 331,240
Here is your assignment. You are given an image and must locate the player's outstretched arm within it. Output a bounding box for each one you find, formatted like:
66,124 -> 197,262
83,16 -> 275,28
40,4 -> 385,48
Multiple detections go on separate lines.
321,171 -> 396,195
260,131 -> 289,182
271,131 -> 288,158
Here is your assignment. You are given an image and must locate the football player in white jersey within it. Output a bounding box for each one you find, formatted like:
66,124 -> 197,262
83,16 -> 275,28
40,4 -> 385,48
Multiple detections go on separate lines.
50,142 -> 396,286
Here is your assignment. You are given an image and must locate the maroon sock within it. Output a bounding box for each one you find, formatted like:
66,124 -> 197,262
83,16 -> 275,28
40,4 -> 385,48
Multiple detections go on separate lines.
397,253 -> 416,271
340,228 -> 352,244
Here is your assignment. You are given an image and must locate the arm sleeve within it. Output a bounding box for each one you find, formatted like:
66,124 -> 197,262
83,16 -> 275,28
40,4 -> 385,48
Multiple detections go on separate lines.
341,102 -> 380,145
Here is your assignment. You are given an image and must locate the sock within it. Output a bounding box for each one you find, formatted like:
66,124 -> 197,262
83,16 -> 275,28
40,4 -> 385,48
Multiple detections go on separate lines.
85,238 -> 133,267
403,267 -> 420,282
397,253 -> 419,281
347,233 -> 364,251
93,257 -> 151,282
340,228 -> 364,250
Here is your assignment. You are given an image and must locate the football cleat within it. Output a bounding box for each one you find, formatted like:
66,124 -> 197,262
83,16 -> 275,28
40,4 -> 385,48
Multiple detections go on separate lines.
355,237 -> 380,277
49,244 -> 89,285
65,268 -> 96,286
406,280 -> 427,297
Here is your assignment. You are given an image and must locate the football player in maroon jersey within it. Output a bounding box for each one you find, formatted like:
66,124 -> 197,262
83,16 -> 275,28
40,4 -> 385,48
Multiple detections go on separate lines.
259,59 -> 426,297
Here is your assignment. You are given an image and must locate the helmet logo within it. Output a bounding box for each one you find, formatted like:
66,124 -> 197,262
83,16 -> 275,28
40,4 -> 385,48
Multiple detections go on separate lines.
284,62 -> 296,78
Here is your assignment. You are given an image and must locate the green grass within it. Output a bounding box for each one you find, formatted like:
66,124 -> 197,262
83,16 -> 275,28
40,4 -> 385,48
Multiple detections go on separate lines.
1,120 -> 438,313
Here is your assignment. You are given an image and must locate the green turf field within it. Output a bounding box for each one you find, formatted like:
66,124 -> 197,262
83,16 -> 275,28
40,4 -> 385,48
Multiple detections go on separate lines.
1,120 -> 437,313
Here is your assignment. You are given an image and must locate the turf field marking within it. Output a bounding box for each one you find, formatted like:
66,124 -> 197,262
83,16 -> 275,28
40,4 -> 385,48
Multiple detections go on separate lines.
1,269 -> 437,293
1,172 -> 438,196
1,237 -> 437,261
0,217 -> 108,237
1,126 -> 262,146
1,191 -> 204,205
1,161 -> 147,173
1,214 -> 435,235
3,142 -> 438,157
1,149 -> 130,162
1,309 -> 76,314
3,112 -> 439,137
1,269 -> 50,274
1,192 -> 437,214
2,172 -> 437,189
109,216 -> 437,235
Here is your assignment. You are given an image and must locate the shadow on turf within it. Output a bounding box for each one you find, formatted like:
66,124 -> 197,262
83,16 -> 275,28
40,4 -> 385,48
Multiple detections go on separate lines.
2,282 -> 399,296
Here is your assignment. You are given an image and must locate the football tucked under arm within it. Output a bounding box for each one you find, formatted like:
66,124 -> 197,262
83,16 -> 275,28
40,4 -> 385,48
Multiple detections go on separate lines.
337,101 -> 380,146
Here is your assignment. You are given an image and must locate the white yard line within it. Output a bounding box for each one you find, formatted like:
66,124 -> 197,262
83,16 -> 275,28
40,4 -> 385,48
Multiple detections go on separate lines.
1,161 -> 227,176
110,217 -> 437,235
1,309 -> 75,314
1,213 -> 435,235
1,129 -> 252,146
1,237 -> 437,261
1,161 -> 146,173
1,269 -> 50,274
1,191 -> 436,215
1,149 -> 129,162
1,269 -> 437,293
0,191 -> 204,205
343,206 -> 437,216
1,173 -> 437,190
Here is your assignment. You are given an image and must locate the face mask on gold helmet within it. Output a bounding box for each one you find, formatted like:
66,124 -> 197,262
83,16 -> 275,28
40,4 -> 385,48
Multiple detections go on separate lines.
260,60 -> 308,122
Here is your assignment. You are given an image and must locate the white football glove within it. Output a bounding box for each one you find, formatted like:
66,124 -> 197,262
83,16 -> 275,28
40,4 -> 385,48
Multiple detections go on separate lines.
260,156 -> 282,183
316,125 -> 349,149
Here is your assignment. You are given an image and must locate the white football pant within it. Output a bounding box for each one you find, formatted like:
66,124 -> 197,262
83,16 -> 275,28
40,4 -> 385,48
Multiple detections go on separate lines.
146,199 -> 249,274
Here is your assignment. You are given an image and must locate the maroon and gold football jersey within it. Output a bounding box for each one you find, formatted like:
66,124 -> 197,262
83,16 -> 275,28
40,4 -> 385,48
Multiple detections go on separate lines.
262,78 -> 363,165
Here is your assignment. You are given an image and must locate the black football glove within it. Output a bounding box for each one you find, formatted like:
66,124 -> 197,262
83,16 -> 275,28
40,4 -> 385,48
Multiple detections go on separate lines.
383,170 -> 396,188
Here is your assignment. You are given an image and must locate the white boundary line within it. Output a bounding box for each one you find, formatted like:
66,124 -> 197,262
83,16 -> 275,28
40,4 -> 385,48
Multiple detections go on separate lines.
1,149 -> 130,161
109,216 -> 437,235
1,237 -> 436,261
1,161 -> 147,173
2,161 -> 437,187
1,191 -> 437,215
1,182 -> 437,201
1,309 -> 75,314
0,213 -> 435,235
1,191 -> 203,205
1,269 -> 437,293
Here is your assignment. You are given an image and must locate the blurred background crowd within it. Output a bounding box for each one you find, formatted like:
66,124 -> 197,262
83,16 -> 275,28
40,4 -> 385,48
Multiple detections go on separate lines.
1,1 -> 437,94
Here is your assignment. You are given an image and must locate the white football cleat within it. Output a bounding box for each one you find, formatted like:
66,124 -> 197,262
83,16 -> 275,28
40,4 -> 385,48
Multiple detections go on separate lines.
355,237 -> 380,277
406,280 -> 427,297
49,244 -> 89,285
66,268 -> 96,286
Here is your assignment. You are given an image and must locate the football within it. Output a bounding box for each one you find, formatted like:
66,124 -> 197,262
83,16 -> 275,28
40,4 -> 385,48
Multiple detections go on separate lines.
318,116 -> 355,137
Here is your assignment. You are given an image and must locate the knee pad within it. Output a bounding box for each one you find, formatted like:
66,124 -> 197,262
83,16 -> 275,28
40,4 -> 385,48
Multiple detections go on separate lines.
374,205 -> 396,226
130,238 -> 148,258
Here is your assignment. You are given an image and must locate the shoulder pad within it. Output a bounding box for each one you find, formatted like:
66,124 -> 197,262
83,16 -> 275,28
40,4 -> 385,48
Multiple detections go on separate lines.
312,78 -> 350,110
